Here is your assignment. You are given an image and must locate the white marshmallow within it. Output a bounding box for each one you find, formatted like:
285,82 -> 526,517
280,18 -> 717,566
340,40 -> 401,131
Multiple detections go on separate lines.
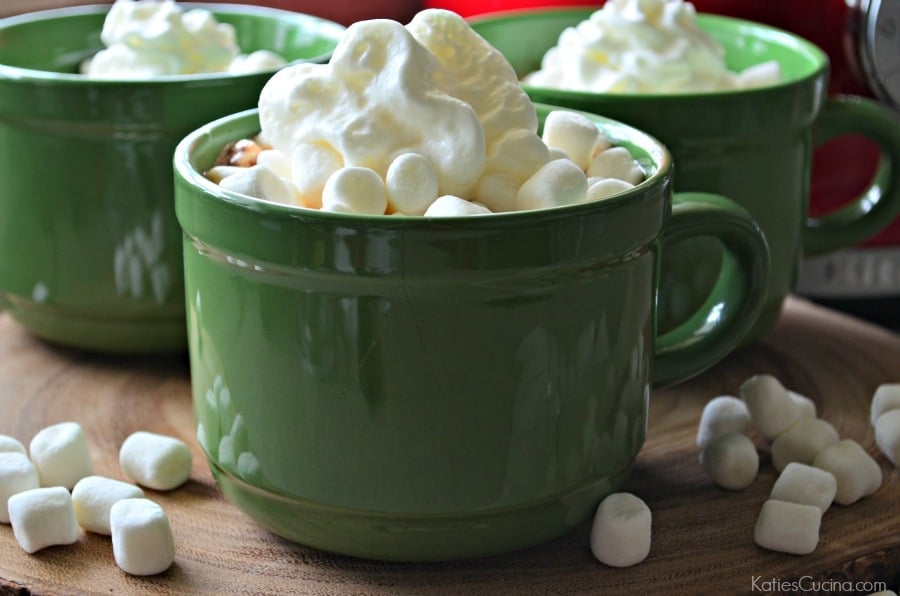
8,487 -> 79,553
740,375 -> 809,441
548,147 -> 570,161
321,167 -> 388,215
424,195 -> 492,217
119,431 -> 192,491
385,153 -> 439,215
110,498 -> 175,576
586,178 -> 634,202
699,432 -> 758,490
515,158 -> 588,211
470,171 -> 518,213
753,499 -> 821,555
0,452 -> 40,524
770,418 -> 839,473
587,147 -> 644,185
589,492 -> 651,567
737,60 -> 782,89
696,395 -> 751,448
769,462 -> 837,514
72,475 -> 145,535
291,142 -> 343,209
874,409 -> 900,467
870,383 -> 900,426
29,421 -> 93,489
541,110 -> 602,171
0,435 -> 27,456
204,165 -> 245,183
788,390 -> 817,420
255,149 -> 293,178
219,165 -> 300,207
227,50 -> 286,74
812,439 -> 883,505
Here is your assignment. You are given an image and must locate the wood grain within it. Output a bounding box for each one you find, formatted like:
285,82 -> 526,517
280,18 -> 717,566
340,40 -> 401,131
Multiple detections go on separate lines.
0,296 -> 898,595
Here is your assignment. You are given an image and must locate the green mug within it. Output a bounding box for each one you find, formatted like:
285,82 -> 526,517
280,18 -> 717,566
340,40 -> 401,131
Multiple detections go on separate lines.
174,105 -> 769,561
0,4 -> 345,353
471,9 -> 900,338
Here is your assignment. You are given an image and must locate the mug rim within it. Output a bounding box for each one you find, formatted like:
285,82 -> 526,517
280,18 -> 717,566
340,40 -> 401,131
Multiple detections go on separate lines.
469,7 -> 829,100
174,104 -> 674,226
0,2 -> 346,85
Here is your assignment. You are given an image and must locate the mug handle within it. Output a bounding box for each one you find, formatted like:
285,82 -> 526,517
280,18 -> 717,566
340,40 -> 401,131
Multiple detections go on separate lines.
653,192 -> 770,388
804,95 -> 900,256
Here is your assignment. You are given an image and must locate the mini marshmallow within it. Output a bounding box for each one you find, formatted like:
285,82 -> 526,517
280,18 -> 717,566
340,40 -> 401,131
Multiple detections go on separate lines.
753,499 -> 821,555
0,435 -> 27,456
589,492 -> 651,567
291,142 -> 343,209
870,383 -> 900,426
385,152 -> 439,215
0,452 -> 39,523
874,409 -> 900,467
515,158 -> 588,211
737,60 -> 782,89
696,395 -> 751,448
769,462 -> 837,514
471,170 -> 518,213
29,421 -> 93,489
585,178 -> 634,202
424,195 -> 492,217
72,475 -> 145,535
227,50 -> 286,74
740,375 -> 811,441
119,431 -> 192,491
788,390 -> 817,419
548,147 -> 570,161
812,439 -> 883,505
321,166 -> 388,215
541,110 -> 603,171
219,165 -> 300,207
255,148 -> 292,178
587,146 -> 644,185
204,165 -> 245,183
110,498 -> 175,576
699,432 -> 759,490
770,418 -> 839,473
8,486 -> 79,553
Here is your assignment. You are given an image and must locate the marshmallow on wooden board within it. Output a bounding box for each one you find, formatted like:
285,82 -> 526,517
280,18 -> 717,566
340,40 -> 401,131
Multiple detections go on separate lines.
740,375 -> 813,441
110,498 -> 175,576
769,462 -> 837,514
515,158 -> 588,211
72,475 -> 146,535
424,195 -> 492,217
119,431 -> 192,491
7,486 -> 80,554
589,492 -> 652,567
219,165 -> 300,207
874,409 -> 900,467
321,166 -> 389,215
699,432 -> 759,490
0,452 -> 39,524
770,418 -> 839,473
29,421 -> 93,489
696,395 -> 751,448
753,499 -> 821,555
541,109 -> 607,171
385,152 -> 439,215
587,146 -> 644,184
812,439 -> 883,505
870,383 -> 900,426
0,435 -> 27,456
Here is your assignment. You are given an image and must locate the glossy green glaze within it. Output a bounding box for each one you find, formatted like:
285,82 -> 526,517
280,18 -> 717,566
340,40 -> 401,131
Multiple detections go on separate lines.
471,10 -> 900,338
0,4 -> 344,353
174,106 -> 769,561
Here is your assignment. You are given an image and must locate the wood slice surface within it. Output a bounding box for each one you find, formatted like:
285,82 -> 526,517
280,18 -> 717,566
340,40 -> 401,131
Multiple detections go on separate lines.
0,296 -> 898,595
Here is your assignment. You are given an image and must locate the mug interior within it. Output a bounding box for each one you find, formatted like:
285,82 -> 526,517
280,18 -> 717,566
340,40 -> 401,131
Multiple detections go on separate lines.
469,8 -> 827,98
0,3 -> 345,80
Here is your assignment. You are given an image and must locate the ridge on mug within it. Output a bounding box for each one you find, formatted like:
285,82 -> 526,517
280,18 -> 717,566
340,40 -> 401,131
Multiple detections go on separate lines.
471,8 -> 900,339
173,105 -> 770,561
0,4 -> 345,353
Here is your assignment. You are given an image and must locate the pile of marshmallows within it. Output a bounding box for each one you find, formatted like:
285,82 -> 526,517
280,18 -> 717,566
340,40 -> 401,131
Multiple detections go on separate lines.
0,422 -> 191,576
588,377 -> 900,568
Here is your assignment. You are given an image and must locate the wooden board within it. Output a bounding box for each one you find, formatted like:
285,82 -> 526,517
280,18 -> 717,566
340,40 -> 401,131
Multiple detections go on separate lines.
0,296 -> 898,595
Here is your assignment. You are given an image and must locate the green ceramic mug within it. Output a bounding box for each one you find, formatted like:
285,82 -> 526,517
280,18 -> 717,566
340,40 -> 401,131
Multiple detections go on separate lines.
0,4 -> 344,353
471,9 -> 900,338
174,105 -> 769,561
